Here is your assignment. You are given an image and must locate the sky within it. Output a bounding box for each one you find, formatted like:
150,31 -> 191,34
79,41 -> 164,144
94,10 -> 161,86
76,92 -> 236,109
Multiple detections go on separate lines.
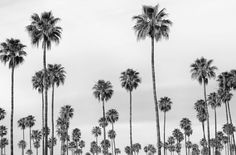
0,0 -> 236,154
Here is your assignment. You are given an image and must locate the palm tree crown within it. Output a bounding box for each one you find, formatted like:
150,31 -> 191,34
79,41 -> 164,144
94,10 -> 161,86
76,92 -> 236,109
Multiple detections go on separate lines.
133,4 -> 172,41
47,64 -> 66,87
208,92 -> 221,109
92,80 -> 113,102
0,108 -> 6,121
32,69 -> 50,92
120,69 -> 141,92
106,109 -> 119,124
190,57 -> 217,84
26,11 -> 62,49
159,97 -> 172,112
0,38 -> 27,68
92,126 -> 101,138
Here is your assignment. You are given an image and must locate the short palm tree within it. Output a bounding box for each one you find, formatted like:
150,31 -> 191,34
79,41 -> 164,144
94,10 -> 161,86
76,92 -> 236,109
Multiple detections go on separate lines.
18,140 -> 26,155
18,117 -> 27,142
48,63 -> 66,155
0,125 -> 7,155
56,117 -> 68,155
0,108 -> 6,121
0,138 -> 8,155
106,109 -> 119,155
133,5 -> 172,154
190,57 -> 217,155
101,140 -> 110,155
31,130 -> 42,155
93,80 -> 113,143
72,128 -> 81,149
79,140 -> 85,153
120,68 -> 141,155
0,38 -> 27,155
159,96 -> 172,155
26,11 -> 62,155
180,118 -> 191,155
133,143 -> 141,155
108,130 -> 116,155
208,91 -> 221,154
26,115 -> 36,151
92,126 -> 101,149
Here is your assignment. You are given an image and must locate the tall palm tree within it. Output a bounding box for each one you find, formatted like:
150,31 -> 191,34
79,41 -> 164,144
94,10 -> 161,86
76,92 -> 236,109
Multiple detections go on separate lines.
190,57 -> 217,155
32,69 -> 50,155
208,91 -> 221,154
48,64 -> 66,155
106,109 -> 119,155
180,118 -> 191,155
93,80 -> 113,144
159,96 -> 172,155
26,11 -> 62,155
60,105 -> 74,155
120,69 -> 141,155
0,108 -> 6,121
133,5 -> 172,154
0,38 -> 27,155
18,140 -> 26,155
26,115 -> 36,151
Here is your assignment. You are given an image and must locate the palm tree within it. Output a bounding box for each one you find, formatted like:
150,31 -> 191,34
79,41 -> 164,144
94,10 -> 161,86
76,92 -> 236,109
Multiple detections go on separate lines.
133,5 -> 172,154
0,138 -> 8,155
26,11 -> 62,155
48,63 -> 66,155
120,68 -> 141,155
133,143 -> 141,155
208,91 -> 221,154
26,115 -> 36,151
18,140 -> 26,155
0,125 -> 7,155
68,141 -> 76,155
0,108 -> 6,121
194,99 -> 207,140
180,118 -> 191,155
108,130 -> 116,155
56,117 -> 68,155
92,126 -> 101,147
115,148 -> 121,154
18,117 -> 27,142
48,137 -> 57,154
158,96 -> 172,155
32,69 -> 50,155
147,144 -> 157,155
60,105 -> 74,155
79,140 -> 85,154
172,128 -> 184,155
93,80 -> 113,144
190,57 -> 217,155
106,109 -> 119,155
72,128 -> 81,150
0,38 -> 27,155
101,140 -> 110,155
31,130 -> 42,155
124,146 -> 131,155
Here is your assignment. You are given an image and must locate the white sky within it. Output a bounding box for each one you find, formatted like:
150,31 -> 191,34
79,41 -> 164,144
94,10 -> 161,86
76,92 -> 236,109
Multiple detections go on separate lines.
0,0 -> 236,154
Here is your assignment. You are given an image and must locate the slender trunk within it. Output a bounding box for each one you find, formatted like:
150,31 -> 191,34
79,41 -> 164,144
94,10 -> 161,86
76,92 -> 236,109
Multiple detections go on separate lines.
10,66 -> 14,155
112,124 -> 116,155
227,101 -> 236,153
202,122 -> 206,141
151,36 -> 161,155
67,129 -> 69,155
214,108 -> 217,155
95,137 -> 98,155
203,81 -> 211,155
51,83 -> 55,155
184,134 -> 187,155
29,127 -> 32,150
129,91 -> 133,155
43,45 -> 49,155
42,90 -> 45,155
102,100 -> 107,154
1,137 -> 2,155
23,129 -> 25,154
36,148 -> 38,155
22,148 -> 24,155
163,112 -> 166,155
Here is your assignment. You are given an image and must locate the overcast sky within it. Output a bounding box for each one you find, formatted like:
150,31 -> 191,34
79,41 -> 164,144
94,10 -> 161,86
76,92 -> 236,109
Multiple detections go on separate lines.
0,0 -> 236,154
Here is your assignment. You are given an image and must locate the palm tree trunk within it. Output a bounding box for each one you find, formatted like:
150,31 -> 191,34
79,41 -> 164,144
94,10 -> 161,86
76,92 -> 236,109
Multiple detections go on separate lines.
1,137 -> 3,155
43,45 -> 49,155
151,36 -> 161,155
67,130 -> 69,155
112,123 -> 116,155
29,127 -> 32,150
184,134 -> 187,155
51,83 -> 55,155
10,66 -> 14,155
214,108 -> 217,155
129,91 -> 133,155
226,101 -> 236,153
202,122 -> 206,141
22,148 -> 24,155
163,112 -> 166,155
102,100 -> 107,154
42,90 -> 45,155
203,81 -> 211,155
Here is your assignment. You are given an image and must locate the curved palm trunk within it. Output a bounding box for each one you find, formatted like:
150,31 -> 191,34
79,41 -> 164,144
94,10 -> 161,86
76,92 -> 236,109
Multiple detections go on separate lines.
214,108 -> 217,155
51,83 -> 55,155
129,91 -> 133,155
163,112 -> 166,155
102,100 -> 107,154
151,37 -> 161,155
226,101 -> 236,153
42,90 -> 45,155
43,46 -> 49,155
203,81 -> 211,155
10,66 -> 14,155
